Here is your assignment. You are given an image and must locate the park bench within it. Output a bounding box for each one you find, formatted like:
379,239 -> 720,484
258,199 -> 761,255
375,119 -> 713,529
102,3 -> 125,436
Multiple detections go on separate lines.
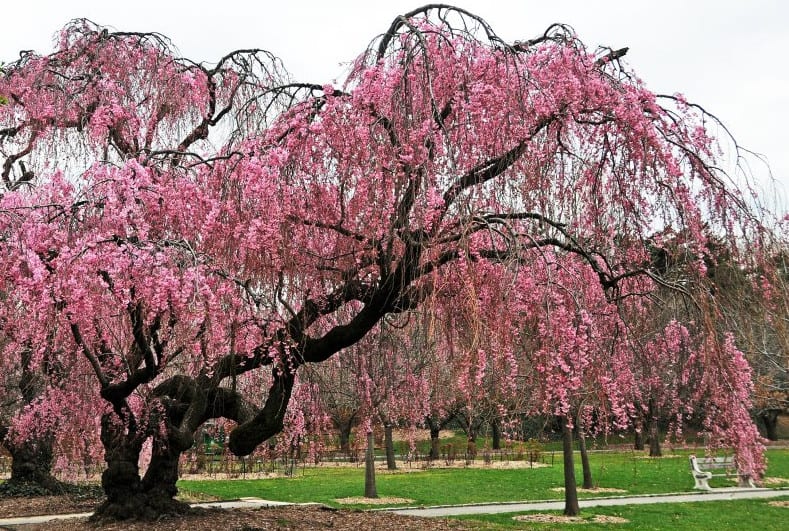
689,455 -> 756,490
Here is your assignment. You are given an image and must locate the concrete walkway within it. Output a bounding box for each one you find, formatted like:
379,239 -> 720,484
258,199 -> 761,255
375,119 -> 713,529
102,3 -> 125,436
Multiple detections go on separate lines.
389,487 -> 789,517
1,489 -> 787,526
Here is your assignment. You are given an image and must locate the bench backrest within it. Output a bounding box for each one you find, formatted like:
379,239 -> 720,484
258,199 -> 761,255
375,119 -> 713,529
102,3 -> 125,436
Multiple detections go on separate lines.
690,456 -> 735,470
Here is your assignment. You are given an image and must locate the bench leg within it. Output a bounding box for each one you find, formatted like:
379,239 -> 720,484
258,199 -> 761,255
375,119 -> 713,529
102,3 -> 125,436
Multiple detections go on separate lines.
693,473 -> 712,490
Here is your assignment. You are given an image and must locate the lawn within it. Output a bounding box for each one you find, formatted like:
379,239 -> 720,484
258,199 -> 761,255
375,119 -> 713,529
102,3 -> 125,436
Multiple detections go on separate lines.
457,496 -> 789,530
178,448 -> 789,508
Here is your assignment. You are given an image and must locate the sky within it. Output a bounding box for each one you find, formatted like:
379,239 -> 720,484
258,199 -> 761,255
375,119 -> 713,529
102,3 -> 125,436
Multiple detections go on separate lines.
1,0 -> 787,216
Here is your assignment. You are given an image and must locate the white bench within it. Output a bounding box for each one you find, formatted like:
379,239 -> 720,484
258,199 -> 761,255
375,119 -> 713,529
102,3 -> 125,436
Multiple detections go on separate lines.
689,455 -> 756,490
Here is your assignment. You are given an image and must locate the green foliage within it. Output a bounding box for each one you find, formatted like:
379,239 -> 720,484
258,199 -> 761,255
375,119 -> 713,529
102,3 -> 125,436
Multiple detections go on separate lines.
179,449 -> 789,508
458,497 -> 789,530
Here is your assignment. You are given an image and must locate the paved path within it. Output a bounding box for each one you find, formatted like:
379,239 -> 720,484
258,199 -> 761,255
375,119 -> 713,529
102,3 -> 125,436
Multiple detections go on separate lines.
389,488 -> 789,517
1,489 -> 787,526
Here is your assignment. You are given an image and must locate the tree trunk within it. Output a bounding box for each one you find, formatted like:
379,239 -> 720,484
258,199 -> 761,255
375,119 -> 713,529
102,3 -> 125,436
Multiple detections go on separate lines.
1,432 -> 61,494
383,421 -> 397,470
141,443 -> 189,510
338,421 -> 353,454
561,416 -> 580,516
456,414 -> 477,443
648,401 -> 662,457
577,424 -> 594,490
364,431 -> 378,498
491,419 -> 502,451
759,410 -> 780,441
0,348 -> 61,494
633,416 -> 645,451
91,413 -> 188,521
92,416 -> 145,521
426,416 -> 442,459
429,426 -> 441,460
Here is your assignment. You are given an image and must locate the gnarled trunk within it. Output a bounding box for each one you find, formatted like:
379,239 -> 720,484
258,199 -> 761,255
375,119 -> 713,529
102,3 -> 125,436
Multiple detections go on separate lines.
91,413 -> 189,521
92,414 -> 146,521
1,432 -> 61,494
141,442 -> 188,509
0,349 -> 61,494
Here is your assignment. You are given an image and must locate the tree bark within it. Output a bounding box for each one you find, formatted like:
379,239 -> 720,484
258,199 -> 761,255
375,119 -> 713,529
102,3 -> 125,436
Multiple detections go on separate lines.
491,418 -> 502,451
648,400 -> 662,457
364,431 -> 378,498
429,426 -> 441,460
383,421 -> 397,470
561,416 -> 580,516
426,416 -> 442,459
633,415 -> 645,451
91,413 -> 189,521
759,410 -> 780,441
0,348 -> 61,494
91,414 -> 146,521
338,421 -> 353,454
1,432 -> 61,494
577,424 -> 594,490
141,443 -> 186,506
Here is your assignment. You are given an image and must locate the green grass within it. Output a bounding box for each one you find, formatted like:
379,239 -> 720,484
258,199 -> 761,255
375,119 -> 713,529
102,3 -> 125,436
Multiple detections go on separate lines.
457,496 -> 789,529
179,448 -> 789,508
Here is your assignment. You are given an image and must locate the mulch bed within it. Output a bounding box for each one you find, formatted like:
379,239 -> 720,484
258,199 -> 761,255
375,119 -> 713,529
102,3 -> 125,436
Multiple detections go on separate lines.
0,494 -> 473,530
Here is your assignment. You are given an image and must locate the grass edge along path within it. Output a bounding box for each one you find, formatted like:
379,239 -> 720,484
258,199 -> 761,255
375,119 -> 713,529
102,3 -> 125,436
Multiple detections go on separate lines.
452,495 -> 789,530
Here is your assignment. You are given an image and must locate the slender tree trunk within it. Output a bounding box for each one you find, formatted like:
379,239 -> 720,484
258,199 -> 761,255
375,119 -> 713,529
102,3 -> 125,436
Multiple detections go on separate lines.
338,421 -> 353,454
364,431 -> 378,498
456,413 -> 477,443
633,416 -> 645,451
491,419 -> 502,451
383,421 -> 397,470
560,416 -> 580,516
648,400 -> 662,457
577,424 -> 594,489
429,426 -> 441,460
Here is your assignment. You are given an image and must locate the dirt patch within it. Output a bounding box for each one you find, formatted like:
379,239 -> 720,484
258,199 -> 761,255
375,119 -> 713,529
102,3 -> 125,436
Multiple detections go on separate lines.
762,477 -> 789,486
0,493 -> 103,518
417,459 -> 548,470
0,504 -> 472,530
550,487 -> 628,494
594,515 -> 630,523
334,496 -> 415,505
513,513 -> 629,524
768,500 -> 789,508
180,471 -> 289,481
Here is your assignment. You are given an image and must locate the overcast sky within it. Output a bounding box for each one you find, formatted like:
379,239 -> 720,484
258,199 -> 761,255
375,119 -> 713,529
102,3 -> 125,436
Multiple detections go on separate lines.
2,0 -> 786,215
